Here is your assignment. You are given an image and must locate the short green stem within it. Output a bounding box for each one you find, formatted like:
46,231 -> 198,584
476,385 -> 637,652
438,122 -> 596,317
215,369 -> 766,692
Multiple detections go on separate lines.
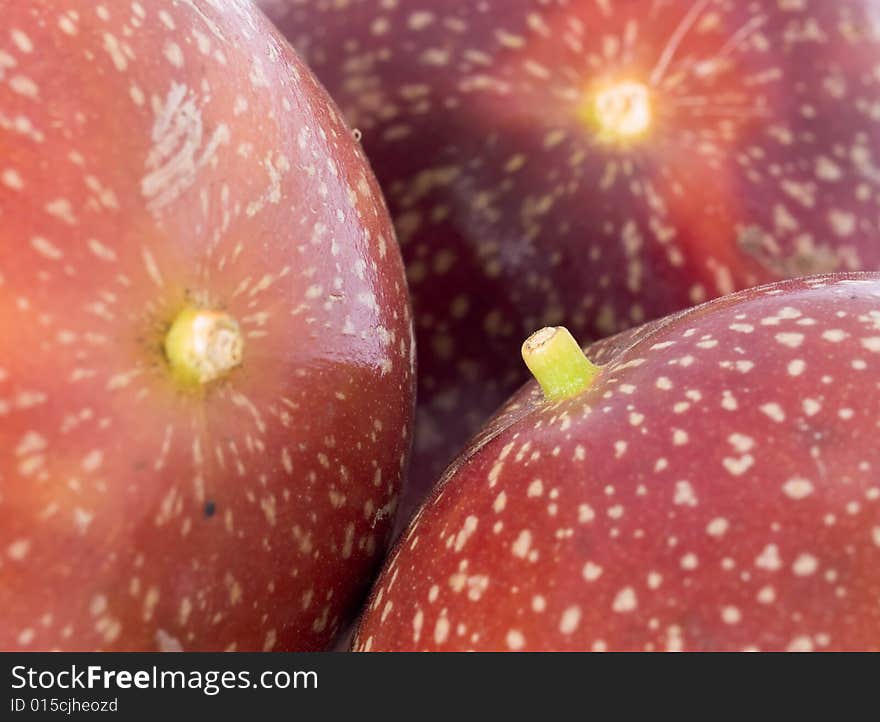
164,307 -> 243,386
521,326 -> 599,401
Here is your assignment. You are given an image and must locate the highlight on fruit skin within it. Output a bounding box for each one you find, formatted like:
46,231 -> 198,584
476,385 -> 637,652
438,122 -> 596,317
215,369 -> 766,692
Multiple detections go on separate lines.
353,273 -> 880,652
521,327 -> 600,401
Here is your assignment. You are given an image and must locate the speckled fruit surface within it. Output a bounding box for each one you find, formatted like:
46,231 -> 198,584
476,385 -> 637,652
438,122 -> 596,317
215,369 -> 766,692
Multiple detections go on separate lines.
0,0 -> 414,651
355,274 -> 880,651
259,0 -> 880,520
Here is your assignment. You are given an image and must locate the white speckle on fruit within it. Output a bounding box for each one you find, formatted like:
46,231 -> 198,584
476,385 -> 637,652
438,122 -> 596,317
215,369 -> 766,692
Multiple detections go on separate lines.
612,587 -> 637,613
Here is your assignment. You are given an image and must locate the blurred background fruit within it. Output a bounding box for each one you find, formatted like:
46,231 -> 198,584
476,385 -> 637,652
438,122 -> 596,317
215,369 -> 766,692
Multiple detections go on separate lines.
355,273 -> 880,651
259,0 -> 880,524
0,0 -> 414,650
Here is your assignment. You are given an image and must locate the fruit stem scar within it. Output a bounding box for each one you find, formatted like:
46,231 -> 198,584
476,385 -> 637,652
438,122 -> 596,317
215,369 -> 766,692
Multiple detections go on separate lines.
164,307 -> 243,386
581,80 -> 652,143
521,326 -> 600,401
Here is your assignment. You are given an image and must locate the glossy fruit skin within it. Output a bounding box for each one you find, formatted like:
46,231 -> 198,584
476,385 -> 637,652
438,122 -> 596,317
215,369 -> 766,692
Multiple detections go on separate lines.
355,274 -> 880,652
0,0 -> 414,651
259,0 -> 880,521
